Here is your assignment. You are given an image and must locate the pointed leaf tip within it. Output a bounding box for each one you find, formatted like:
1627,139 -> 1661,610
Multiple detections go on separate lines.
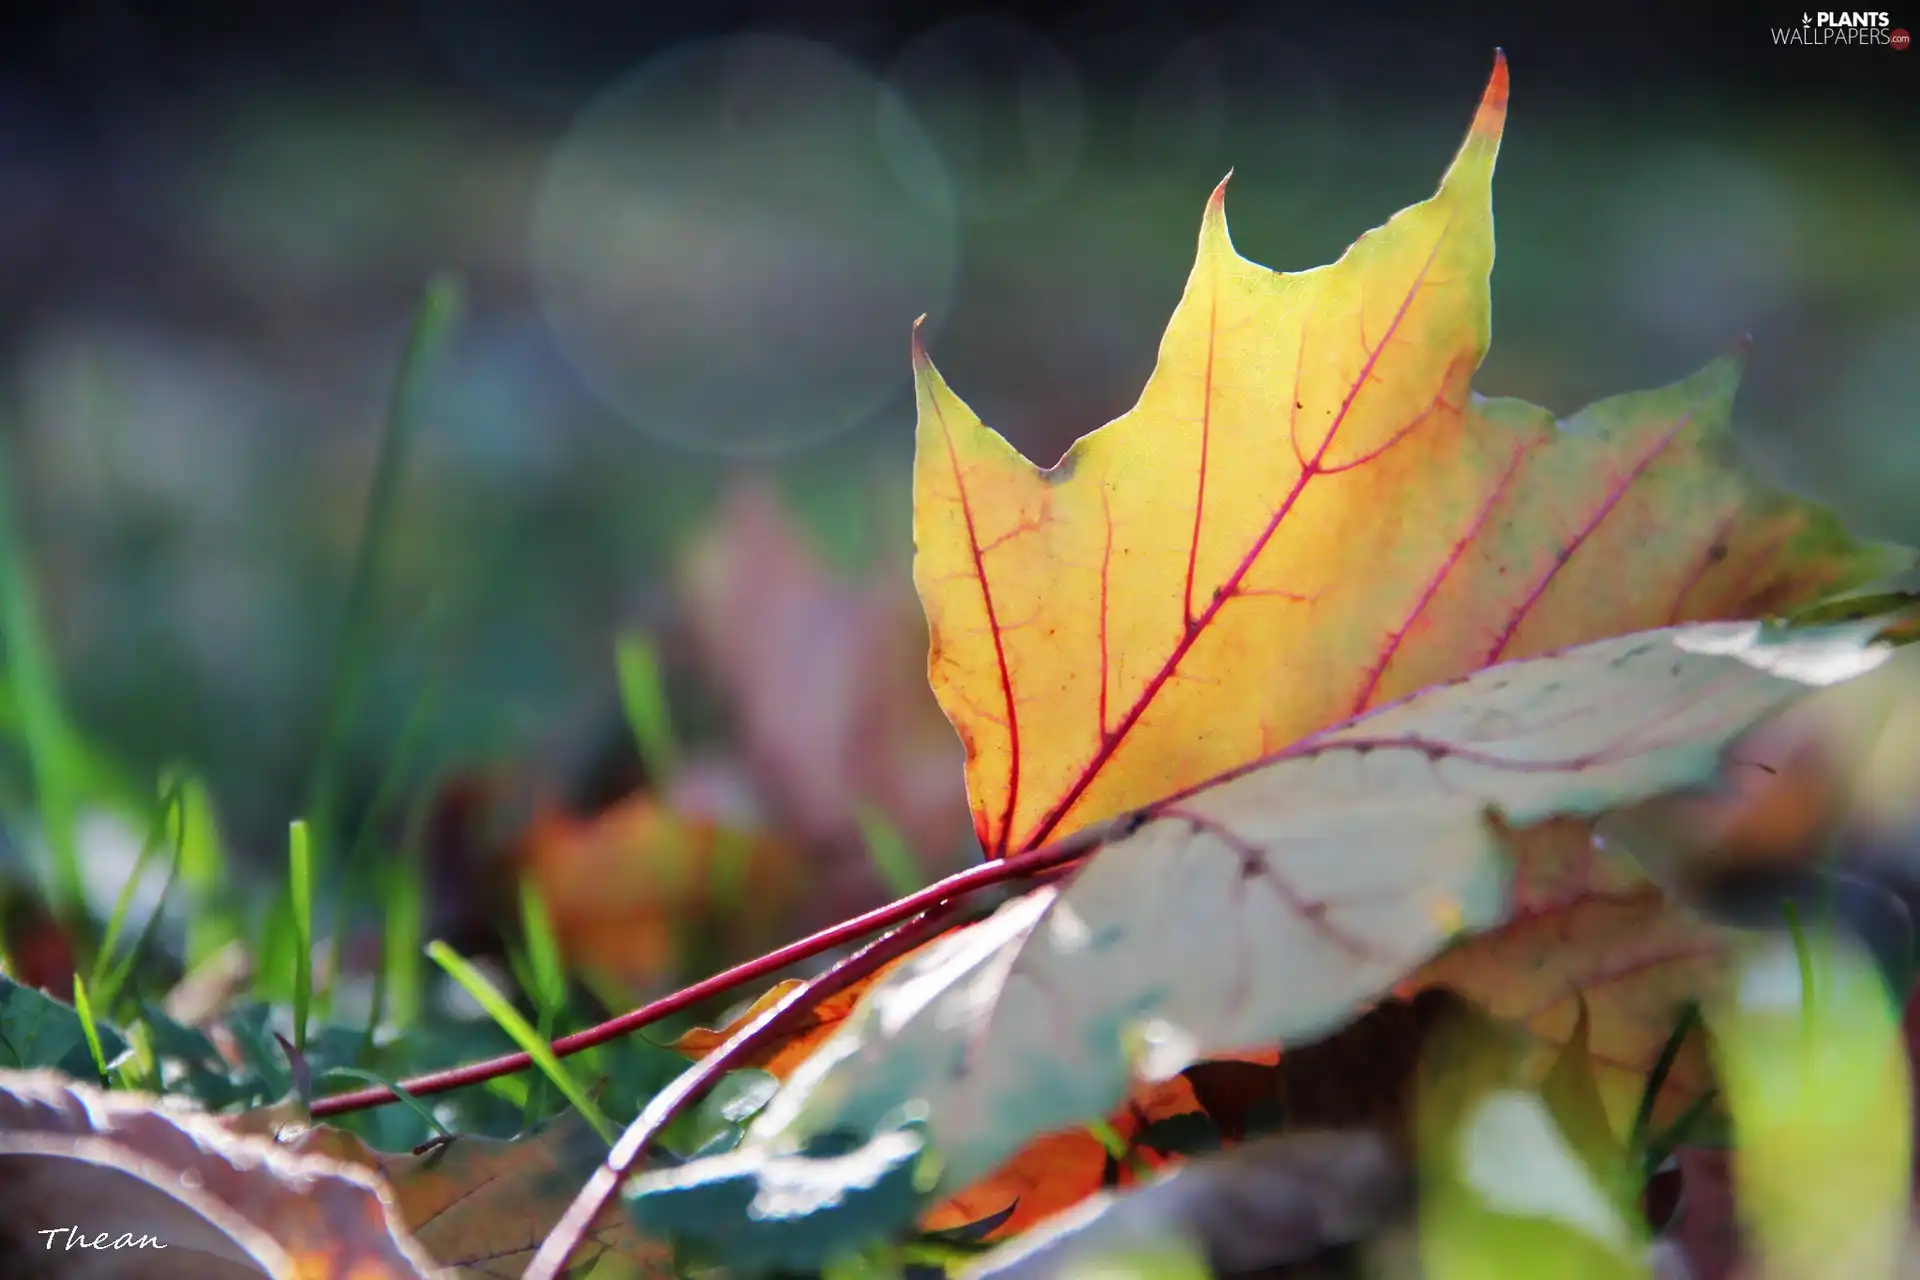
1473,51 -> 1510,139
1199,172 -> 1234,251
911,315 -> 929,365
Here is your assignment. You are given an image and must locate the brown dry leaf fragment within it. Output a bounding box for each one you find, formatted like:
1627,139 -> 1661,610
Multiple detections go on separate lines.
0,1069 -> 439,1279
252,1111 -> 674,1279
374,1113 -> 673,1279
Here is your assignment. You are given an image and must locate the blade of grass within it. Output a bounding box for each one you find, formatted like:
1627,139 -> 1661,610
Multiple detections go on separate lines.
327,649 -> 448,1018
254,888 -> 295,1005
501,938 -> 555,1123
317,1066 -> 451,1139
519,878 -> 568,1020
368,785 -> 433,1045
1642,1088 -> 1721,1176
513,879 -> 569,1129
1629,1002 -> 1702,1162
1781,899 -> 1818,1037
303,275 -> 464,871
289,819 -> 314,1054
175,773 -> 238,967
72,974 -> 109,1087
116,1020 -> 158,1093
1086,1119 -> 1152,1180
708,825 -> 755,920
427,941 -> 616,1145
855,804 -> 924,897
98,796 -> 188,1012
341,612 -> 450,878
614,634 -> 680,784
0,433 -> 87,928
484,1071 -> 531,1110
88,782 -> 183,996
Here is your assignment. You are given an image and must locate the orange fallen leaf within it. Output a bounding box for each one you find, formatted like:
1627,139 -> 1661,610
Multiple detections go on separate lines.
671,974 -> 899,1081
519,792 -> 799,989
919,1075 -> 1205,1239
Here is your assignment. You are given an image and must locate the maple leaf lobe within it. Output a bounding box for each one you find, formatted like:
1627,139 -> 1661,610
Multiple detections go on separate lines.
911,54 -> 1511,857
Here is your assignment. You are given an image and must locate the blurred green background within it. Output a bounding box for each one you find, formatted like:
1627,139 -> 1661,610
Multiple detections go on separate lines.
0,2 -> 1913,886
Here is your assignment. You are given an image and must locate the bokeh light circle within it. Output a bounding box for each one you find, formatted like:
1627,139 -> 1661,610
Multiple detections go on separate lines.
879,15 -> 1086,221
532,35 -> 959,457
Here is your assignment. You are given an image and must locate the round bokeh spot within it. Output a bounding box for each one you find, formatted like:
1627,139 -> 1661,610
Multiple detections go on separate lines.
879,15 -> 1086,222
532,35 -> 960,457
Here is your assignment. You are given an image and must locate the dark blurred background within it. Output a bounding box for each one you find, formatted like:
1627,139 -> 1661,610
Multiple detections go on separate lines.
0,0 -> 1913,882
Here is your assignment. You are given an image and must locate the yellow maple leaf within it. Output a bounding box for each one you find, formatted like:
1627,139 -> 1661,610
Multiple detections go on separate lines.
912,54 -> 1900,860
907,52 -> 1907,1133
640,60 -> 1908,1256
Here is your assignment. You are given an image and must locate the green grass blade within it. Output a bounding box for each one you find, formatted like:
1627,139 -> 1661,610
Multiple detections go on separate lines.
708,825 -> 755,920
324,666 -> 446,1022
500,932 -> 545,1122
855,804 -> 924,897
484,1070 -> 530,1110
525,1005 -> 555,1130
518,877 -> 568,1019
289,820 -> 314,1054
1782,899 -> 1818,1036
116,1019 -> 158,1093
0,434 -> 87,925
336,649 -> 445,909
317,1066 -> 451,1139
89,782 -> 183,995
371,788 -> 432,1040
1085,1119 -> 1151,1180
614,633 -> 680,783
72,974 -> 109,1087
253,889 -> 295,1005
303,275 -> 464,867
175,774 -> 239,967
97,795 -> 188,1012
427,940 -> 615,1145
1630,1003 -> 1701,1164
